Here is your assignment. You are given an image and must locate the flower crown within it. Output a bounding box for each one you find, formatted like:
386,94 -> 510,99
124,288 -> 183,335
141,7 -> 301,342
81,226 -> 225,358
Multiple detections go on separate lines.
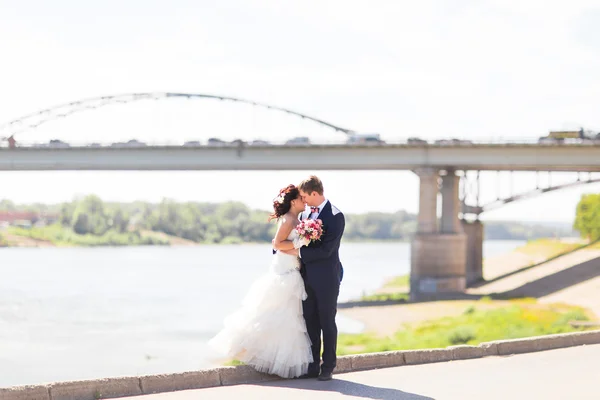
274,190 -> 286,204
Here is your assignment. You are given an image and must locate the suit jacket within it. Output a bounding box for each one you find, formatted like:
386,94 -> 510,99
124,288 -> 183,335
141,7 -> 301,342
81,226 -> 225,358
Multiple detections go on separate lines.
299,201 -> 345,290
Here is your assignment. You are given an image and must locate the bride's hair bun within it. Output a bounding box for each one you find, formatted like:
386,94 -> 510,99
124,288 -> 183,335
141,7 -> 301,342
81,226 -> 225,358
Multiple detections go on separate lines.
269,184 -> 300,220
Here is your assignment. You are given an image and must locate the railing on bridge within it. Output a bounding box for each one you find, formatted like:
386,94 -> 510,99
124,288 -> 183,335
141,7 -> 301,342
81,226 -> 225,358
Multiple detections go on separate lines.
3,137 -> 600,149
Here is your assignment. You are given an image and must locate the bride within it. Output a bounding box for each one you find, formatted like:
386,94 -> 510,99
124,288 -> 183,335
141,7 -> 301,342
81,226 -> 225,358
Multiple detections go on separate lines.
208,184 -> 312,378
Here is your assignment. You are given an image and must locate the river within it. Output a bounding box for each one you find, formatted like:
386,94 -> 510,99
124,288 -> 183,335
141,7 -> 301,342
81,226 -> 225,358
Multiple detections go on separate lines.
0,240 -> 525,387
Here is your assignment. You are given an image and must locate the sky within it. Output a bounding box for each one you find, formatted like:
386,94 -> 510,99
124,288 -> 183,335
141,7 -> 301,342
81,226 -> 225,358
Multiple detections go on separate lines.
1,0 -> 600,221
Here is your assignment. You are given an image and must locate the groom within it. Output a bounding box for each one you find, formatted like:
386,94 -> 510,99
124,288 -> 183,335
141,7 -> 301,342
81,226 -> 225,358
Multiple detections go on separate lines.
286,175 -> 345,381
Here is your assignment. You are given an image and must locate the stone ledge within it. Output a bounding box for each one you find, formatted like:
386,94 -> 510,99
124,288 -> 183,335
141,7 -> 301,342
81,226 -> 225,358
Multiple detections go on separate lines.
495,332 -> 578,356
569,329 -> 600,346
139,370 -> 220,394
3,330 -> 599,400
350,351 -> 405,371
217,366 -> 279,386
335,356 -> 353,373
50,378 -> 142,400
448,345 -> 484,360
478,341 -> 499,356
403,348 -> 453,365
0,385 -> 50,400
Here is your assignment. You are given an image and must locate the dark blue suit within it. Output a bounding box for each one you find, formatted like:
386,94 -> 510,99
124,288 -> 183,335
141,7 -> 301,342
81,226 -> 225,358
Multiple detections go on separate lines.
299,201 -> 345,375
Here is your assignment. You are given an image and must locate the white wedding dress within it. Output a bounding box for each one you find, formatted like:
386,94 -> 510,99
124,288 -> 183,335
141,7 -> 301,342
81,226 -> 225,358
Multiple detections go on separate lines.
208,227 -> 313,378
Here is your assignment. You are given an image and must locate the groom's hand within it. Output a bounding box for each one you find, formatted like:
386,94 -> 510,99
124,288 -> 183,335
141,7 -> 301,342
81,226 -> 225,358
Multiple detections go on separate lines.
281,248 -> 299,257
293,236 -> 310,249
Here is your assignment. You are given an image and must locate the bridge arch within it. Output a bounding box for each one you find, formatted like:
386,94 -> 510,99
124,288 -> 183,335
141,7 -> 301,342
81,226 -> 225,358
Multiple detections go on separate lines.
0,92 -> 355,139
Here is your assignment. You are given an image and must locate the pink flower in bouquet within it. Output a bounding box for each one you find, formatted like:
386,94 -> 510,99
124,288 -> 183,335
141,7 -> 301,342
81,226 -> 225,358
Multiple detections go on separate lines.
295,219 -> 323,243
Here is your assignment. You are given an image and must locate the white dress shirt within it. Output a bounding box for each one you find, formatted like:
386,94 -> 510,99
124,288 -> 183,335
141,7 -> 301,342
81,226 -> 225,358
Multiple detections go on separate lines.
308,198 -> 328,220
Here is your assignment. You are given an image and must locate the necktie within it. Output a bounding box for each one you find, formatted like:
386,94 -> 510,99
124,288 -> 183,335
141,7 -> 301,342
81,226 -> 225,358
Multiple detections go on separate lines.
310,206 -> 320,214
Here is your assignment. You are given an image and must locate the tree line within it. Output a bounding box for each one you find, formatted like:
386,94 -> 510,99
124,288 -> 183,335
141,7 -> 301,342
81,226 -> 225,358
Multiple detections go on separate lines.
0,195 -> 581,244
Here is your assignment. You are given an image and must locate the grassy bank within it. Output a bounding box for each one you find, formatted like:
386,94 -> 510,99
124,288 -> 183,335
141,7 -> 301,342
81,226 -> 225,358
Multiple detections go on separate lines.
358,274 -> 410,302
360,292 -> 410,302
2,226 -> 277,247
514,238 -> 584,259
587,240 -> 600,250
383,274 -> 409,289
5,225 -> 168,247
338,299 -> 592,355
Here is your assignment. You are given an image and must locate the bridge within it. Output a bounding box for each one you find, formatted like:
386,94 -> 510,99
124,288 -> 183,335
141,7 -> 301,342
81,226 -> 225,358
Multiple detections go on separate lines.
2,92 -> 600,300
1,142 -> 600,171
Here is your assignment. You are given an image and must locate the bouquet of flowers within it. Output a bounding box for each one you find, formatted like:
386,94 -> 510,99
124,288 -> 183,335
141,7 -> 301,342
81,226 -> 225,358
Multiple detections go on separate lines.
295,218 -> 324,244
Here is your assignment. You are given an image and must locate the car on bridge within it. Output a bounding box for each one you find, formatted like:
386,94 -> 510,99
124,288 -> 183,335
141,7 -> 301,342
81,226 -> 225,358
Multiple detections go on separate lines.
434,138 -> 473,145
110,139 -> 147,148
285,137 -> 311,145
249,140 -> 270,146
346,133 -> 385,145
48,139 -> 70,148
407,137 -> 428,145
538,128 -> 599,144
207,138 -> 226,146
183,141 -> 202,147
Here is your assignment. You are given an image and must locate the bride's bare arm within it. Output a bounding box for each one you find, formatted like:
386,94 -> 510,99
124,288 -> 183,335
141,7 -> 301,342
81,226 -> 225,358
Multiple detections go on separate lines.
272,217 -> 296,251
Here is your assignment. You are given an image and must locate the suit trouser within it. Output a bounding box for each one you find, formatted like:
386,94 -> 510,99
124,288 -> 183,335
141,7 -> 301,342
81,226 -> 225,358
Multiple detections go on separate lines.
302,281 -> 340,374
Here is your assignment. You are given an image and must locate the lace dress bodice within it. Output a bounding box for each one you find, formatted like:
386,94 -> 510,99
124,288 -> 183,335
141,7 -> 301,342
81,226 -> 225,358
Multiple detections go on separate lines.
287,227 -> 299,241
272,225 -> 301,274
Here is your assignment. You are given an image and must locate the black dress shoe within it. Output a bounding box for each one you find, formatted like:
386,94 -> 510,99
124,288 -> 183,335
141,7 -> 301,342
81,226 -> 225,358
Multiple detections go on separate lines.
317,371 -> 332,381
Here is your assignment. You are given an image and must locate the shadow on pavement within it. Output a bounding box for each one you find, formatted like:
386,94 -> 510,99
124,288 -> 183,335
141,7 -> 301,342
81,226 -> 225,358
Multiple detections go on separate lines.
501,255 -> 600,298
470,241 -> 600,289
257,378 -> 435,400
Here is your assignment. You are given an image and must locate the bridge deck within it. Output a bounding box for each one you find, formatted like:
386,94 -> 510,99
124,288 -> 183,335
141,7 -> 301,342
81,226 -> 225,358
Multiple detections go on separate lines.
1,143 -> 599,171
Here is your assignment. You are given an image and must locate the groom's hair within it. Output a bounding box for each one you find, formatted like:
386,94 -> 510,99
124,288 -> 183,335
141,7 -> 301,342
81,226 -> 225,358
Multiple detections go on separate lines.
299,175 -> 324,195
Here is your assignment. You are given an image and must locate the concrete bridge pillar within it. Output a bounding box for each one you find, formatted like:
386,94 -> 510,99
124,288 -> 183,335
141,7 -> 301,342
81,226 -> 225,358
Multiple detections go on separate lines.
441,171 -> 463,234
411,169 -> 467,300
416,168 -> 438,234
462,219 -> 484,286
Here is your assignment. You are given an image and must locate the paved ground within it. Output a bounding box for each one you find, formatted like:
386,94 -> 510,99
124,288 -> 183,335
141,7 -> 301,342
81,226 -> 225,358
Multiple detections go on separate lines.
123,344 -> 600,400
468,249 -> 600,295
541,273 -> 600,318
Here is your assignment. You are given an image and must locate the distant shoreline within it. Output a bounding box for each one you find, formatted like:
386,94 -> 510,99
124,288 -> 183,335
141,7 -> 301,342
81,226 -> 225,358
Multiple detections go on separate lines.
0,234 -> 540,248
0,196 -> 580,248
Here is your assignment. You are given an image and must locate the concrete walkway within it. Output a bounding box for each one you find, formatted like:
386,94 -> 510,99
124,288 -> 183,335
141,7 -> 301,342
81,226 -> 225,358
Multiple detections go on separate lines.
541,272 -> 600,318
468,249 -> 600,296
121,344 -> 600,400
